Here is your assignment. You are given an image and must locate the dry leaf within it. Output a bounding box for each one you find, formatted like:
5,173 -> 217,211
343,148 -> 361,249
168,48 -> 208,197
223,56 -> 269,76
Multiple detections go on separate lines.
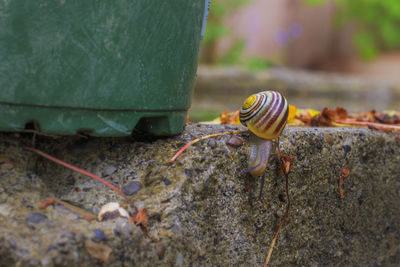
311,108 -> 335,126
85,240 -> 112,262
134,208 -> 148,237
374,111 -> 400,124
352,110 -> 377,123
280,155 -> 295,175
335,107 -> 348,119
219,110 -> 240,125
294,109 -> 319,126
310,107 -> 348,127
339,166 -> 350,199
39,197 -> 55,209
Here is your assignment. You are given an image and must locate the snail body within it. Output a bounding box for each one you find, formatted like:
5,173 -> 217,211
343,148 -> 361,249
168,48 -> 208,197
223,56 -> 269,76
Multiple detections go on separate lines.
240,91 -> 289,179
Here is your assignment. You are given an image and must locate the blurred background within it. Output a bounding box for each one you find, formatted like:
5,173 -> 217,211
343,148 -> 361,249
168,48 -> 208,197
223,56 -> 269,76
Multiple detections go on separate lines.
190,0 -> 400,121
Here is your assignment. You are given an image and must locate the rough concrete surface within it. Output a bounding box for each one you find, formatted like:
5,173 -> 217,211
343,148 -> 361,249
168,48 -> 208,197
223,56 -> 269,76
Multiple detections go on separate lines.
0,124 -> 399,266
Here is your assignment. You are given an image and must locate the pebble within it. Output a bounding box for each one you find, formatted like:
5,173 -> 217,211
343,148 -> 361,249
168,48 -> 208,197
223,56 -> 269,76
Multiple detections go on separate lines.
208,139 -> 216,148
92,229 -> 107,242
122,181 -> 142,196
226,136 -> 243,147
103,166 -> 117,176
27,212 -> 47,224
163,177 -> 172,186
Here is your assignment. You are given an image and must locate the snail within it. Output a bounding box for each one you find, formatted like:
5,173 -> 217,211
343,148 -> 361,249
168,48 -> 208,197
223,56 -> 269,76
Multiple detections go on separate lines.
240,90 -> 289,198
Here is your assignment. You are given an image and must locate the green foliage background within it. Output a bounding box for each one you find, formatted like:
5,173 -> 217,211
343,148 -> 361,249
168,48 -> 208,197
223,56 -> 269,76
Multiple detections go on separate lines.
305,0 -> 400,60
202,0 -> 273,70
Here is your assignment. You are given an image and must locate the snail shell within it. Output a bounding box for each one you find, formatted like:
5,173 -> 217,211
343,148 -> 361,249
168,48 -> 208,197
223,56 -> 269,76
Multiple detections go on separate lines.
239,91 -> 288,140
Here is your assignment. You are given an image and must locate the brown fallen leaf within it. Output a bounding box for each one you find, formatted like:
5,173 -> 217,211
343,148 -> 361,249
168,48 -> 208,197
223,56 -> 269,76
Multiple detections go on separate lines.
85,240 -> 112,262
310,107 -> 349,127
374,111 -> 400,124
339,166 -> 350,199
39,197 -> 55,209
134,208 -> 148,237
219,110 -> 240,125
295,109 -> 314,125
280,154 -> 295,175
335,107 -> 348,120
351,110 -> 377,123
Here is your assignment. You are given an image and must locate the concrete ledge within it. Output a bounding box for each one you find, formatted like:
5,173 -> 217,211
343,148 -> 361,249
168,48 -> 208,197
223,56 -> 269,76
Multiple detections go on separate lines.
0,124 -> 399,266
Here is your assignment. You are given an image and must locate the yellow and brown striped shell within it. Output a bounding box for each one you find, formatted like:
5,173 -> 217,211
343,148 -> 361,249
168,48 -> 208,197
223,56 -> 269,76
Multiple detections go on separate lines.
239,91 -> 288,140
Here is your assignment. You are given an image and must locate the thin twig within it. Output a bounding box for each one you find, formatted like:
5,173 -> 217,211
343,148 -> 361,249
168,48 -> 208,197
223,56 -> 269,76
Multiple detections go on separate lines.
168,130 -> 248,163
264,139 -> 292,267
23,147 -> 138,213
335,119 -> 400,130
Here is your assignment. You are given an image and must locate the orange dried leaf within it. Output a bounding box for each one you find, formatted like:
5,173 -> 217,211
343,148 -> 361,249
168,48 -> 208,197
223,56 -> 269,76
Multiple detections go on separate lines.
336,107 -> 348,119
134,208 -> 148,237
280,155 -> 294,175
339,166 -> 350,199
352,110 -> 377,123
294,109 -> 320,126
219,110 -> 240,125
39,197 -> 55,209
311,107 -> 335,126
374,111 -> 400,124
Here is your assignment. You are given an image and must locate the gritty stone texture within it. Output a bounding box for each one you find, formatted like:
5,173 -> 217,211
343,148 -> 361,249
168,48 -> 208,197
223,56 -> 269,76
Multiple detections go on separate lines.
103,166 -> 117,176
0,124 -> 399,266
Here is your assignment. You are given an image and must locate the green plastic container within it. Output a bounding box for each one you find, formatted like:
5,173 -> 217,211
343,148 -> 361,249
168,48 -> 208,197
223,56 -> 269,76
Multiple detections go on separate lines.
0,0 -> 209,136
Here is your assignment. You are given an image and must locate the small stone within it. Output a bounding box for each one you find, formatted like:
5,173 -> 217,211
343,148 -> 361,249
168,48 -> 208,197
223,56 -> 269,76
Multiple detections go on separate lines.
122,181 -> 142,196
27,212 -> 47,224
85,240 -> 112,262
226,136 -> 243,147
208,139 -> 216,148
184,168 -> 193,177
92,229 -> 107,242
163,177 -> 172,186
103,166 -> 117,176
